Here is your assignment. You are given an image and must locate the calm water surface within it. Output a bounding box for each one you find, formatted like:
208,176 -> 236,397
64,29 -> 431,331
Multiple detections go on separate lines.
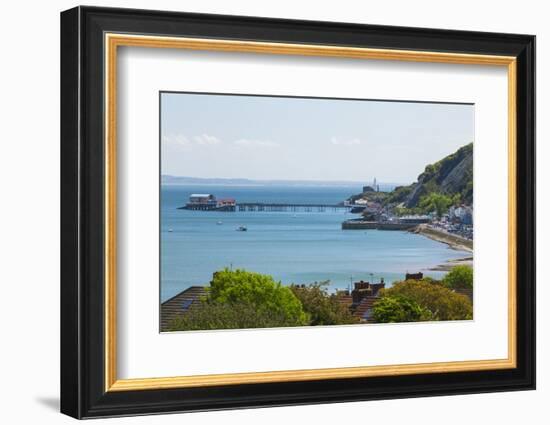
161,185 -> 469,301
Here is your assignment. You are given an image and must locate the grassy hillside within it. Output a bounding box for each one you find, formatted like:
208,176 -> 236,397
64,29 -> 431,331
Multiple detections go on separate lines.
354,143 -> 473,210
400,142 -> 473,208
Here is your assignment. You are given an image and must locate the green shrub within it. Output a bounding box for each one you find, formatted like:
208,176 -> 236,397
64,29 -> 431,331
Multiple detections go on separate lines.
379,279 -> 472,321
168,269 -> 309,331
290,282 -> 359,325
372,296 -> 433,323
442,265 -> 473,290
419,192 -> 453,217
208,269 -> 308,325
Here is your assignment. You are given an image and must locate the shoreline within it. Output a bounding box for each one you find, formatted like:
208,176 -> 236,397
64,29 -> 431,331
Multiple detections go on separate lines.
411,224 -> 473,252
427,256 -> 473,272
411,224 -> 473,272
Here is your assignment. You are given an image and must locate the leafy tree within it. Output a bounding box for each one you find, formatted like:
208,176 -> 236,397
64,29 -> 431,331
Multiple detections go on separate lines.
419,192 -> 453,217
208,269 -> 309,325
462,179 -> 473,204
379,279 -> 472,321
451,193 -> 462,205
442,265 -> 473,290
393,206 -> 420,216
290,282 -> 359,325
424,163 -> 437,177
372,295 -> 433,323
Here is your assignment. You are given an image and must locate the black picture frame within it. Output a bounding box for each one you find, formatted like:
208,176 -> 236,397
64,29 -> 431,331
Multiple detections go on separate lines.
61,5 -> 535,419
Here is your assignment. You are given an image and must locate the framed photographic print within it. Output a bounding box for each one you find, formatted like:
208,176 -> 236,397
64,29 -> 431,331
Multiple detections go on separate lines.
60,6 -> 536,419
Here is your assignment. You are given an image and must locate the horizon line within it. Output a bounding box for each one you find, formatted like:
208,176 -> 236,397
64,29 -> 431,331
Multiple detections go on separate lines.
161,175 -> 406,185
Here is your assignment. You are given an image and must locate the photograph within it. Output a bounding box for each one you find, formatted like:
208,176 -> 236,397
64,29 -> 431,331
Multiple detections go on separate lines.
160,92 -> 475,332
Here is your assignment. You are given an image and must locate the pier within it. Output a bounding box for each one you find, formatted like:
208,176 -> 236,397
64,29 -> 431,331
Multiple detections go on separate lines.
236,203 -> 351,212
179,202 -> 352,213
178,193 -> 354,213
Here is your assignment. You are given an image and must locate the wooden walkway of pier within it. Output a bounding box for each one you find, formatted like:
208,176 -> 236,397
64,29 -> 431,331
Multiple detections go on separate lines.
236,203 -> 351,212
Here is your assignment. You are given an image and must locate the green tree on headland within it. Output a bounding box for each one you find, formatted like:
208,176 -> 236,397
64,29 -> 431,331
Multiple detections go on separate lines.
419,192 -> 454,217
290,282 -> 359,325
442,265 -> 473,290
349,143 -> 473,209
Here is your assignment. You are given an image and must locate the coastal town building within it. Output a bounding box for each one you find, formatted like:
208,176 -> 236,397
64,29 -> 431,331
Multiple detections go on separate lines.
335,279 -> 386,323
399,215 -> 431,225
160,286 -> 207,331
216,198 -> 236,208
181,194 -> 236,211
449,205 -> 473,225
429,204 -> 474,241
189,193 -> 216,205
353,297 -> 378,322
405,272 -> 424,280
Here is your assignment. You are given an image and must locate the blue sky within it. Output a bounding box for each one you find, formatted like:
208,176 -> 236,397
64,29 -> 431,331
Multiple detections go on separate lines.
161,92 -> 473,185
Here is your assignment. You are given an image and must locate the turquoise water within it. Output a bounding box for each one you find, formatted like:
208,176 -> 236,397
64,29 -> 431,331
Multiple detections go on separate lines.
161,185 -> 469,302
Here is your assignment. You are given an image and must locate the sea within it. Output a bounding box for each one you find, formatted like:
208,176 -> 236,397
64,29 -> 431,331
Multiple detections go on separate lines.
161,184 -> 470,302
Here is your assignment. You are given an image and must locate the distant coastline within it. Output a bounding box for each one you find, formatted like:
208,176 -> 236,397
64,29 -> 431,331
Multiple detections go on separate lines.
161,175 -> 400,190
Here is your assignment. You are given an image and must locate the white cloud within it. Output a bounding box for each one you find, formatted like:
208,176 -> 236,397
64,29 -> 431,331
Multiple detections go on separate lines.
233,139 -> 280,148
193,134 -> 221,145
331,137 -> 362,146
162,134 -> 191,148
162,133 -> 221,150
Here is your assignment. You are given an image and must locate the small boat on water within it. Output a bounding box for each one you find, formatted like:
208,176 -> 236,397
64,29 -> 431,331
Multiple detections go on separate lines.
236,225 -> 247,232
217,221 -> 223,225
168,228 -> 173,232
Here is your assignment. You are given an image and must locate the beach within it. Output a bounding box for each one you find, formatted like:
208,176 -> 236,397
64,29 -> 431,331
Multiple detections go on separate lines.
411,224 -> 473,252
411,224 -> 473,271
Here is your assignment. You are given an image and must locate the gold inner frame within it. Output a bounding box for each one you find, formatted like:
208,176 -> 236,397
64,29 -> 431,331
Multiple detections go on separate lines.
104,33 -> 517,392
